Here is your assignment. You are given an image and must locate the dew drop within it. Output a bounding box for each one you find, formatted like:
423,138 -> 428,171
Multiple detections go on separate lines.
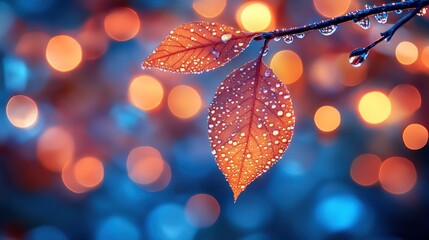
274,37 -> 281,42
210,49 -> 220,59
319,25 -> 338,36
394,9 -> 402,14
295,33 -> 305,39
354,17 -> 370,30
221,33 -> 232,43
262,47 -> 269,57
277,110 -> 284,117
264,69 -> 272,77
348,47 -> 369,67
273,130 -> 279,136
374,12 -> 388,24
190,28 -> 195,33
240,132 -> 246,137
283,35 -> 294,44
257,122 -> 263,129
180,67 -> 185,72
246,153 -> 251,159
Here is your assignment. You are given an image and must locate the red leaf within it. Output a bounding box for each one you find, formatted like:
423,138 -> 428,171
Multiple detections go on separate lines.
208,58 -> 295,201
142,21 -> 256,73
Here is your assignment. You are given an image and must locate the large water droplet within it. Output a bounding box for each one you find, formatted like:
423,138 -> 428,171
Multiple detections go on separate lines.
277,110 -> 284,117
354,17 -> 370,30
283,35 -> 294,44
221,33 -> 232,43
264,69 -> 272,77
374,12 -> 388,24
273,130 -> 279,136
211,49 -> 220,59
349,47 -> 369,67
319,25 -> 338,36
274,37 -> 281,42
295,33 -> 305,39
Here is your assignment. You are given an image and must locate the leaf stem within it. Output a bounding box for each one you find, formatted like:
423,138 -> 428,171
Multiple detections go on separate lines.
254,0 -> 428,41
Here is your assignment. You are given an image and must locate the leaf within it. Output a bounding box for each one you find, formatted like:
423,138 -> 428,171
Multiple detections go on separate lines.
142,21 -> 256,73
208,58 -> 295,201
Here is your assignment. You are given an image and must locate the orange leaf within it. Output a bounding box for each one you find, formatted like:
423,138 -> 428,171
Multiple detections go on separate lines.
208,59 -> 295,201
142,21 -> 256,73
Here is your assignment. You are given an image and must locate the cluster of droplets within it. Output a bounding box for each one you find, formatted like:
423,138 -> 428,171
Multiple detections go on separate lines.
208,59 -> 295,197
319,25 -> 338,36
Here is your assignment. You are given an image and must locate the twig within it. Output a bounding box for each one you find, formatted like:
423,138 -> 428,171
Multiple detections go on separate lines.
254,0 -> 428,41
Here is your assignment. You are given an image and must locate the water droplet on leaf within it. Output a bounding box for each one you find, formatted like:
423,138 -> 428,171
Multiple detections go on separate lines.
264,69 -> 272,77
283,35 -> 293,44
394,9 -> 402,14
221,33 -> 232,43
274,37 -> 281,42
374,12 -> 388,24
211,49 -> 220,59
319,25 -> 338,36
349,47 -> 369,67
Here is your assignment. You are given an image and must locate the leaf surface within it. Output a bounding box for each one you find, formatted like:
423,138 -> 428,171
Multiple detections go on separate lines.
208,59 -> 295,201
142,21 -> 256,73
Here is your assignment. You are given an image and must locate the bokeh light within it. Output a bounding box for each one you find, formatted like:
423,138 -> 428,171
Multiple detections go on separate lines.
128,75 -> 164,111
73,156 -> 104,188
168,85 -> 202,119
27,226 -> 67,240
104,7 -> 140,41
96,216 -> 139,240
144,161 -> 172,192
350,154 -> 382,186
46,35 -> 82,72
62,160 -> 89,194
16,32 -> 50,61
421,46 -> 429,68
315,194 -> 363,231
236,1 -> 273,32
309,54 -> 344,93
337,53 -> 368,87
127,146 -> 164,185
389,84 -> 421,122
358,91 -> 391,125
6,95 -> 38,128
313,0 -> 351,18
185,194 -> 220,228
314,105 -> 341,132
379,157 -> 417,194
37,127 -> 74,172
270,50 -> 303,84
395,41 -> 418,65
402,124 -> 428,150
147,204 -> 196,240
193,0 -> 226,18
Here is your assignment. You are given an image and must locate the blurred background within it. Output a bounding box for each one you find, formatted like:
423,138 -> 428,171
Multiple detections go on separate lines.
0,0 -> 428,239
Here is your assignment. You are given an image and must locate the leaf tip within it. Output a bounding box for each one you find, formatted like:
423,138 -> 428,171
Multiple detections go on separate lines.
232,185 -> 244,203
